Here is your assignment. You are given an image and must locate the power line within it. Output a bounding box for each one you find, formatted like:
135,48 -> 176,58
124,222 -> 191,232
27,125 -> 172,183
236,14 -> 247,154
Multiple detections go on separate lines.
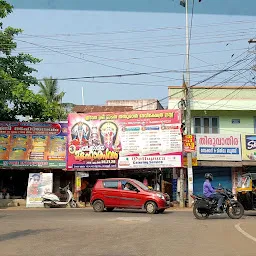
134,52 -> 253,109
31,53 -> 247,66
13,46 -> 249,63
17,34 -> 249,55
193,58 -> 253,98
15,28 -> 254,48
17,20 -> 256,37
15,39 -> 174,80
214,82 -> 250,110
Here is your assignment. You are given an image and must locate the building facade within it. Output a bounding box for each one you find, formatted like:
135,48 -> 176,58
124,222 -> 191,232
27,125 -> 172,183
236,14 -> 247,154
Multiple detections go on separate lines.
168,86 -> 256,196
106,99 -> 164,110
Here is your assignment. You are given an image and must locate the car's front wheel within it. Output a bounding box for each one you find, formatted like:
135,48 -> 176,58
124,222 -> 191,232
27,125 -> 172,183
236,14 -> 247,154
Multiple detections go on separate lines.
145,201 -> 157,214
92,200 -> 104,212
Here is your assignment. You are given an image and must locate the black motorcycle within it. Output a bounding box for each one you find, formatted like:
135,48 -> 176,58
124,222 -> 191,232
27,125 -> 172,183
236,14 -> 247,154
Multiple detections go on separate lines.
191,187 -> 244,220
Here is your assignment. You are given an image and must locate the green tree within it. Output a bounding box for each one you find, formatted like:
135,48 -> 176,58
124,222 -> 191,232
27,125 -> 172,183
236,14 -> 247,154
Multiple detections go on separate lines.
0,0 -> 63,121
38,77 -> 74,120
38,77 -> 65,104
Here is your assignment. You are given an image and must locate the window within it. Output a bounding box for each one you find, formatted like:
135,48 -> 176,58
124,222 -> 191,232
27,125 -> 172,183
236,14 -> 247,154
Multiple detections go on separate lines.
193,117 -> 219,134
121,180 -> 138,191
103,180 -> 118,189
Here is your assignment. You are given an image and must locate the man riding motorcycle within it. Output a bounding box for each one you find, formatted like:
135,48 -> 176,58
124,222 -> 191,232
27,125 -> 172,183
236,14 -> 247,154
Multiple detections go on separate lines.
203,173 -> 224,213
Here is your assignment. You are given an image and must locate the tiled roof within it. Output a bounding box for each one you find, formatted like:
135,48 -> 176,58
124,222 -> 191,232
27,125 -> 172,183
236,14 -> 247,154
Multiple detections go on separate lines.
72,105 -> 133,113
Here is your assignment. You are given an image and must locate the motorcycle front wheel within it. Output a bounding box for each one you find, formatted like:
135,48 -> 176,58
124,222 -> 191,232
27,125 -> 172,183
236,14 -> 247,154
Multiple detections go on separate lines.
193,206 -> 209,220
227,201 -> 244,219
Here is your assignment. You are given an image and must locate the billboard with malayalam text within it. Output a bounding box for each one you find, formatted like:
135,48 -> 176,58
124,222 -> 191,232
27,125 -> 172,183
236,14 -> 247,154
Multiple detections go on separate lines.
67,110 -> 182,170
0,122 -> 67,168
196,134 -> 241,161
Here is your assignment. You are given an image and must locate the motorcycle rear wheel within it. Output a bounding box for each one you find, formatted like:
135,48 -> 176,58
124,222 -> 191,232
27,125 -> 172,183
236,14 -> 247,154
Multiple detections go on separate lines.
193,206 -> 209,220
227,201 -> 244,219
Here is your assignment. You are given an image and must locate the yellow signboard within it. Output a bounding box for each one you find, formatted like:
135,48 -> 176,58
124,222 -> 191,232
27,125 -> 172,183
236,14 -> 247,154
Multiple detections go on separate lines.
75,176 -> 81,192
183,157 -> 198,167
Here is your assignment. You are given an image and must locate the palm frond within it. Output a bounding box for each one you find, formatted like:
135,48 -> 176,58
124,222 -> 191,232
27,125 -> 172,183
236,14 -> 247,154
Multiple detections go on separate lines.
38,77 -> 64,103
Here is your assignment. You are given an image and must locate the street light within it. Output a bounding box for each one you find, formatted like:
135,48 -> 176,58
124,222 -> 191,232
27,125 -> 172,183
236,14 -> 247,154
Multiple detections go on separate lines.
180,0 -> 186,7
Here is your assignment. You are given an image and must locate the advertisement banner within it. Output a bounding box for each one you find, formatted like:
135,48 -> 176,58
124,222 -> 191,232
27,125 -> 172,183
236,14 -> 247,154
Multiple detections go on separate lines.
0,122 -> 67,168
196,134 -> 241,161
67,110 -> 182,169
241,134 -> 256,160
26,173 -> 53,207
75,176 -> 82,192
183,135 -> 196,152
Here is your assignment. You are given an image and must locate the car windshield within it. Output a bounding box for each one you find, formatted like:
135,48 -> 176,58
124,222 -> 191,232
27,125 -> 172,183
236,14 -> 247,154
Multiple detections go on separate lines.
132,180 -> 149,191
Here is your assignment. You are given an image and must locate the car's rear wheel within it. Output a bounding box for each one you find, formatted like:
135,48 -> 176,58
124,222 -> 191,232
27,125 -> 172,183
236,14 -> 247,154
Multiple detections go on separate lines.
92,200 -> 104,212
145,201 -> 157,214
106,207 -> 114,212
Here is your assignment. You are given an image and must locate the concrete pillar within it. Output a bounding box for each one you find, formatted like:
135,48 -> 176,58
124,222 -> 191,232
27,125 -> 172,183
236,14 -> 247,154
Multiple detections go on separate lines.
53,171 -> 61,193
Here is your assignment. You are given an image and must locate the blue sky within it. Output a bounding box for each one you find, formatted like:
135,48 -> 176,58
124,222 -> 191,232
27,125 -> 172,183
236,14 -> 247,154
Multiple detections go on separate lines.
5,1 -> 256,107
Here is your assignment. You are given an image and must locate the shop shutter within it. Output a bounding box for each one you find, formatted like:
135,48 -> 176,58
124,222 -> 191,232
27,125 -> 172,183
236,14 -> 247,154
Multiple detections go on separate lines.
193,167 -> 232,196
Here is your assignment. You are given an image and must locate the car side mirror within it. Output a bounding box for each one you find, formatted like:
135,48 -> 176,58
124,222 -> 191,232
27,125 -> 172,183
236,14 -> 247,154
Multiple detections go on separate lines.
135,188 -> 140,193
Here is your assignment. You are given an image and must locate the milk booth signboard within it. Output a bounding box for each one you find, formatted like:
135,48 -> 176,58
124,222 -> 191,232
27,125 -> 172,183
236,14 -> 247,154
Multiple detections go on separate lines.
196,134 -> 241,161
241,134 -> 256,160
67,110 -> 182,169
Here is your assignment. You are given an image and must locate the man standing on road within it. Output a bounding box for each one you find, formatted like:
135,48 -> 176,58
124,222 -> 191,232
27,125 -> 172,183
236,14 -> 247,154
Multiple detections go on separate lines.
203,173 -> 224,213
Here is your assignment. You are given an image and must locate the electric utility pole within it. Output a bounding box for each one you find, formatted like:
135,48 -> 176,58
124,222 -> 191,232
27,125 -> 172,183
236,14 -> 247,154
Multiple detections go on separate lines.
180,0 -> 193,207
185,0 -> 194,208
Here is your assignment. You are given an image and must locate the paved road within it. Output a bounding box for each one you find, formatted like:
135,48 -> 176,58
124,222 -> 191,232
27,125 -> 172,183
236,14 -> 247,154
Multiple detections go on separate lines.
0,208 -> 255,256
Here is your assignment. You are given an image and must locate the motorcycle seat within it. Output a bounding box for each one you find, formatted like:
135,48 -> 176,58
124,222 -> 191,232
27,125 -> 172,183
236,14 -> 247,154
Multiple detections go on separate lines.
198,196 -> 205,200
194,195 -> 214,201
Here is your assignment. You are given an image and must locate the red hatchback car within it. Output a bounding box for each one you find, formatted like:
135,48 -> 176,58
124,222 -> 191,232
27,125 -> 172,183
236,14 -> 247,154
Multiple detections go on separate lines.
90,178 -> 170,214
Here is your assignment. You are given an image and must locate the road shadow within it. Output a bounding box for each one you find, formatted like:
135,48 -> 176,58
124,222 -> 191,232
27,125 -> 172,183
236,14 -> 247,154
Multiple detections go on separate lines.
193,214 -> 250,221
0,229 -> 55,242
244,211 -> 256,217
109,209 -> 172,215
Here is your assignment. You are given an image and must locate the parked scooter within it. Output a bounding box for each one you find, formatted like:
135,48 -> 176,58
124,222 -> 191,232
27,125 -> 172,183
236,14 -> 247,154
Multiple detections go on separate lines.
42,183 -> 77,208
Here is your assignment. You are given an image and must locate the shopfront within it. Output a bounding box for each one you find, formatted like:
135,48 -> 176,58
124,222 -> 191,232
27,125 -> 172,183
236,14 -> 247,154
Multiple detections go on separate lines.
0,122 -> 68,200
193,166 -> 232,195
